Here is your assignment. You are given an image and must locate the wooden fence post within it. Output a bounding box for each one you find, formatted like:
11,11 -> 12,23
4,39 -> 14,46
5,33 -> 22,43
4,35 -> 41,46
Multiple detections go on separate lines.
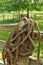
13,14 -> 14,20
3,14 -> 4,21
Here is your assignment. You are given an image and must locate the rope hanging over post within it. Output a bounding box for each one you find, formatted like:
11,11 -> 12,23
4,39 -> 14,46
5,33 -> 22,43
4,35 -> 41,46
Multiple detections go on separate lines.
2,17 -> 41,65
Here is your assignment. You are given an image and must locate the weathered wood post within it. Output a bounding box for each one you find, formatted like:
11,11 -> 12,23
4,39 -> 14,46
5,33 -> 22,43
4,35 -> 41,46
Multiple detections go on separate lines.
18,57 -> 29,65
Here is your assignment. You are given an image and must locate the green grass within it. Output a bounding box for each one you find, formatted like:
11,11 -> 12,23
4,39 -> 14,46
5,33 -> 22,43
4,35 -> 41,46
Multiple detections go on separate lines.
38,22 -> 43,31
32,40 -> 43,59
0,29 -> 11,41
35,20 -> 43,31
37,20 -> 43,22
0,18 -> 19,24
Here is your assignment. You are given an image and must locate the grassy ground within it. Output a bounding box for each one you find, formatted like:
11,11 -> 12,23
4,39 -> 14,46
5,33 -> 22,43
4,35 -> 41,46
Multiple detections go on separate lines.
0,29 -> 11,41
0,20 -> 43,60
38,22 -> 43,31
0,18 -> 19,24
32,40 -> 43,59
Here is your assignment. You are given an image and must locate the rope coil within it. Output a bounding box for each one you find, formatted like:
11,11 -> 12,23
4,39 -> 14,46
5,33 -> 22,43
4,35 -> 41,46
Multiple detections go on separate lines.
2,17 -> 41,65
